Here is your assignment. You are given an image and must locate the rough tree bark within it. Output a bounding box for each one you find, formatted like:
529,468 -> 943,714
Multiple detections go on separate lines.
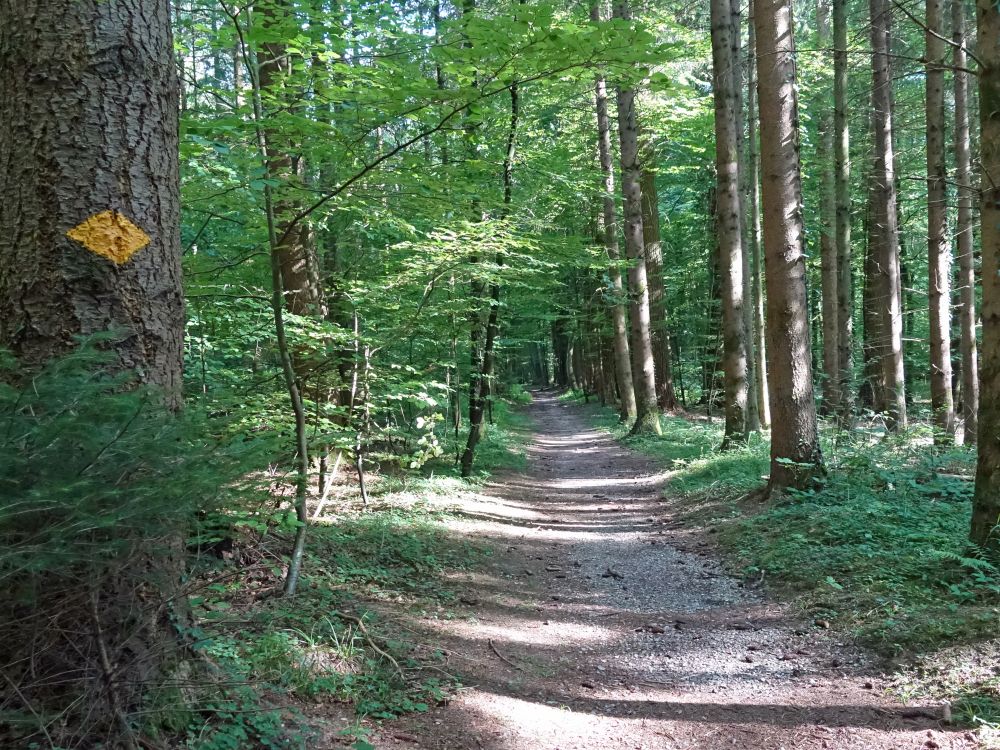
973,0 -> 1000,551
753,0 -> 823,490
833,0 -> 854,427
954,0 -> 978,445
258,0 -> 327,318
817,0 -> 840,415
712,0 -> 750,448
613,0 -> 661,435
641,160 -> 679,410
461,83 -> 518,476
869,0 -> 907,430
592,2 -> 637,422
746,0 -> 771,428
0,0 -> 186,742
927,0 -> 957,442
0,2 -> 184,401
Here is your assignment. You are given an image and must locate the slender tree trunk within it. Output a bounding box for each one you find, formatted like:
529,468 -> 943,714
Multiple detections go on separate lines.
833,0 -> 854,427
927,0 -> 957,441
954,0 -> 978,445
732,0 -> 760,433
870,0 -> 907,429
0,5 -> 184,398
973,0 -> 1000,551
233,39 -> 244,106
251,0 -> 325,594
592,4 -> 637,422
712,0 -> 750,448
641,161 -> 679,410
817,0 -> 840,415
461,83 -> 518,476
753,0 -> 823,490
746,0 -> 771,428
613,0 -> 661,435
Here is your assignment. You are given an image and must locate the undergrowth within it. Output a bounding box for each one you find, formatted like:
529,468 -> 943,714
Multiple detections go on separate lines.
185,396 -> 526,747
0,336 -> 526,748
575,393 -> 1000,732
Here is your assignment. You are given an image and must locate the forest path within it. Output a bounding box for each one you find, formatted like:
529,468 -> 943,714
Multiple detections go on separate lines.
369,393 -> 974,749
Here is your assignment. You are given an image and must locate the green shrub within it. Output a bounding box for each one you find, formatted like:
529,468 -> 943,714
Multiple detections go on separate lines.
0,343 -> 266,747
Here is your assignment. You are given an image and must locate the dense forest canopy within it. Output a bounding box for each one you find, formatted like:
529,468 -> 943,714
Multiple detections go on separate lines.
2,0 -> 1000,746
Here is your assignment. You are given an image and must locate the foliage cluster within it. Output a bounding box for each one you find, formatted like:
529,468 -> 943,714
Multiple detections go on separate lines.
173,399 -> 523,746
0,343 -> 270,747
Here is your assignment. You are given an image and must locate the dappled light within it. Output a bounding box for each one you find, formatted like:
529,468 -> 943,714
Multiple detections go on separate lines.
3,0 -> 998,743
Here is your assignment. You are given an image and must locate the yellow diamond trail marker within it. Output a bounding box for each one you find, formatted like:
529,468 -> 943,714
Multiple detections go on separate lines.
66,210 -> 150,265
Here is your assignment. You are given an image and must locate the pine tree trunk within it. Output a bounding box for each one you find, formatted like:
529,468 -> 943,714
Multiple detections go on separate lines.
927,0 -> 957,441
954,0 -> 978,445
0,0 -> 186,742
0,1 -> 184,401
641,162 -> 679,410
833,0 -> 854,426
712,0 -> 750,448
462,82 -> 518,475
972,0 -> 1000,551
817,0 -> 840,416
258,0 -> 326,318
746,0 -> 771,428
613,0 -> 661,435
592,2 -> 637,422
753,0 -> 823,490
870,0 -> 907,429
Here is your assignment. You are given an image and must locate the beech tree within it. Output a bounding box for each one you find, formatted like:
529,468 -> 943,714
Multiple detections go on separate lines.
817,0 -> 839,415
746,0 -> 770,429
593,53 -> 637,422
953,0 -> 978,446
833,0 -> 853,426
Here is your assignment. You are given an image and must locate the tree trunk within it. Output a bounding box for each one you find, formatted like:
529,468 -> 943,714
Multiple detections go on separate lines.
613,0 -> 661,435
592,1 -> 637,423
746,0 -> 771,428
712,0 -> 750,448
732,0 -> 760,433
753,0 -> 823,490
972,0 -> 1000,551
258,0 -> 326,319
817,0 -> 840,416
641,161 -> 679,410
954,0 -> 978,445
927,0 -> 957,441
0,2 -> 184,401
461,82 -> 518,476
833,0 -> 854,427
0,0 -> 186,742
870,0 -> 907,429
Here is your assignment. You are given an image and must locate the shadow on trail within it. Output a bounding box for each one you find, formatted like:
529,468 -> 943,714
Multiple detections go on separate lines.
379,392 -> 960,750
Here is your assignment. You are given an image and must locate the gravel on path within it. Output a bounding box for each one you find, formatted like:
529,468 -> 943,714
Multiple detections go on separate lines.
361,393 -> 977,750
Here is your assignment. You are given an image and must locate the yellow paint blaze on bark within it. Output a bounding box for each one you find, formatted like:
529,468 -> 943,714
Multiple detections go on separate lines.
66,210 -> 150,265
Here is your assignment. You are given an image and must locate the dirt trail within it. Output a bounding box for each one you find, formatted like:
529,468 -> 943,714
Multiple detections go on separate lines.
372,393 -> 976,749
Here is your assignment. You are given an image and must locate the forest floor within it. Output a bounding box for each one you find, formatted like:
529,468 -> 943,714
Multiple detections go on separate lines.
329,392 -> 979,750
